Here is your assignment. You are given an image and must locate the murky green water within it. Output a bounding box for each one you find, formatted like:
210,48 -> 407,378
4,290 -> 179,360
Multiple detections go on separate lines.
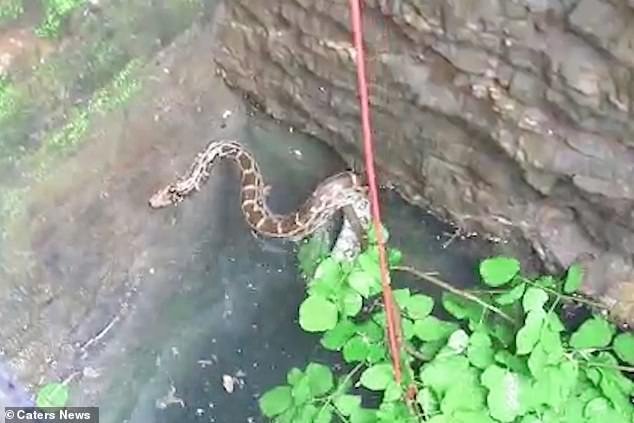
0,2 -> 525,422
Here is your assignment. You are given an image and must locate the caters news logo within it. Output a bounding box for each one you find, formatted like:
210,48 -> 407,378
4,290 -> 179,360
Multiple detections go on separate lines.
5,408 -> 93,420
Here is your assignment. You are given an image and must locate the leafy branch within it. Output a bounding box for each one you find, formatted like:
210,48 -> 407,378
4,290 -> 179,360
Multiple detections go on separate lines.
258,228 -> 634,422
391,265 -> 516,325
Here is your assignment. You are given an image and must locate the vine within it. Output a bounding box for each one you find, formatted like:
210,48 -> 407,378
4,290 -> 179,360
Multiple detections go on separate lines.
259,227 -> 634,422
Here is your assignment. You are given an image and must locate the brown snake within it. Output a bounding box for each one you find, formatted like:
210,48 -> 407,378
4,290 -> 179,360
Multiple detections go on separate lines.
149,140 -> 369,242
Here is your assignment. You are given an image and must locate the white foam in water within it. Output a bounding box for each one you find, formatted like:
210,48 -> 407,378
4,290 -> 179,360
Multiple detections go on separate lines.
0,361 -> 34,408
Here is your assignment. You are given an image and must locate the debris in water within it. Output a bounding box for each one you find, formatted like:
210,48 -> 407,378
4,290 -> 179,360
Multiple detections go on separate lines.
197,359 -> 214,368
155,382 -> 185,409
222,375 -> 234,393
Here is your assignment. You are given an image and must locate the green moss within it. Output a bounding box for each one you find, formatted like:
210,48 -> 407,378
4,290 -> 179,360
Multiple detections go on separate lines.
0,76 -> 23,124
0,0 -> 24,24
0,187 -> 27,223
0,77 -> 30,163
36,0 -> 87,38
0,0 -> 208,237
29,59 -> 142,179
0,58 -> 142,230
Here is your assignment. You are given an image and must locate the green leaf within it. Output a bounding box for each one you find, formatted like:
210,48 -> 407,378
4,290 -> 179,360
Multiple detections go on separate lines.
366,343 -> 387,364
347,270 -> 375,298
494,283 -> 526,305
442,293 -> 485,322
308,259 -> 344,299
561,396 -> 590,423
481,365 -> 533,422
420,356 -> 472,395
291,376 -> 312,405
299,295 -> 338,332
376,401 -> 412,421
416,387 -> 439,415
404,294 -> 434,320
546,313 -> 566,332
36,383 -> 69,408
305,363 -> 334,396
532,363 -> 578,409
287,368 -> 304,386
540,325 -> 564,363
321,319 -> 357,351
296,403 -> 318,422
392,288 -> 411,306
516,309 -> 545,355
598,376 -> 632,418
447,329 -> 470,354
570,316 -> 616,349
527,343 -> 548,378
613,333 -> 634,365
343,335 -> 370,363
418,340 -> 446,361
359,363 -> 394,391
440,382 -> 487,415
534,275 -> 557,289
413,316 -> 459,342
334,394 -> 362,416
488,320 -> 515,347
314,257 -> 342,285
314,404 -> 333,423
595,352 -> 632,388
356,251 -> 380,277
388,248 -> 403,266
588,352 -> 634,401
479,257 -> 520,287
383,380 -> 402,402
452,411 -> 497,423
494,350 -> 530,374
401,317 -> 415,341
341,288 -> 363,317
522,287 -> 549,312
467,331 -> 495,369
584,397 -> 611,419
276,406 -> 297,423
359,319 -> 384,343
564,263 -> 585,294
298,235 -> 330,277
349,408 -> 377,423
259,386 -> 293,417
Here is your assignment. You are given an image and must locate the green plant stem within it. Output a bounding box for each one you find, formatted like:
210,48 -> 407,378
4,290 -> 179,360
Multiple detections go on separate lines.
392,265 -> 516,325
582,360 -> 634,374
404,344 -> 428,362
520,277 -> 605,309
466,289 -> 507,294
317,362 -> 365,420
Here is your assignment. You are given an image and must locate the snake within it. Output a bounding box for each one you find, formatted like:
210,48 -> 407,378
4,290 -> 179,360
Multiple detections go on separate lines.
148,140 -> 369,242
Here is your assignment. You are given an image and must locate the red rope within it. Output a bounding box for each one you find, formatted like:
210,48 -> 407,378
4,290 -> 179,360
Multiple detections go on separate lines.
347,0 -> 402,384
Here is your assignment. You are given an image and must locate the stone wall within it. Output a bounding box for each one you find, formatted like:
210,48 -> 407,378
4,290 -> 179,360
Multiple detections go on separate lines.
213,0 -> 634,326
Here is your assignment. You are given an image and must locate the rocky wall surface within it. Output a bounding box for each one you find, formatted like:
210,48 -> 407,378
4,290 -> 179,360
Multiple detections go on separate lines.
213,0 -> 634,326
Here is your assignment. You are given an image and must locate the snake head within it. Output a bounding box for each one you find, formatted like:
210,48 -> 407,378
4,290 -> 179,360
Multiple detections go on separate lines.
149,185 -> 180,208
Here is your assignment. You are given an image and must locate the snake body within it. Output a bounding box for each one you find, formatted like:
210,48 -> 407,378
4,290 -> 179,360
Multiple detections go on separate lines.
149,140 -> 368,241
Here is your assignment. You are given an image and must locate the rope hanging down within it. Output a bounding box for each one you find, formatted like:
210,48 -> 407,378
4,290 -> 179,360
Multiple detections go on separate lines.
347,0 -> 403,384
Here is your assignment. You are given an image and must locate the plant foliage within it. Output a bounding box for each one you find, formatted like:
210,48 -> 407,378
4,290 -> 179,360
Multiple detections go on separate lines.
259,229 -> 634,422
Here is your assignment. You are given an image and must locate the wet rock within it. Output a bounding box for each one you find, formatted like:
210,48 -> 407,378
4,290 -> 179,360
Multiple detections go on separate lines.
213,0 -> 634,325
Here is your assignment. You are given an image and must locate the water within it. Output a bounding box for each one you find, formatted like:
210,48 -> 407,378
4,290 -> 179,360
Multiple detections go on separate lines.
0,2 -> 525,422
